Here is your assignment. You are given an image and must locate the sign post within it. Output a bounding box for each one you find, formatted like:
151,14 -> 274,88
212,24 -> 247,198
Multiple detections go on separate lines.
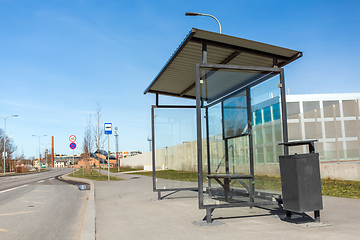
104,123 -> 112,181
69,136 -> 77,174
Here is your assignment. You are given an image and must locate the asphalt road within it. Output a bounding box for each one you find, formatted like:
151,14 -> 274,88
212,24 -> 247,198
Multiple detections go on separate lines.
0,168 -> 89,240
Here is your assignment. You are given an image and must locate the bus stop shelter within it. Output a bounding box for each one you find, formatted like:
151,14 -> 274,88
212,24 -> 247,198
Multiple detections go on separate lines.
144,28 -> 302,223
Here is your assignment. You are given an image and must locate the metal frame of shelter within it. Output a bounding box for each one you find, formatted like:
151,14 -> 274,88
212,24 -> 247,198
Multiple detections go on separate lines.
145,28 -> 302,223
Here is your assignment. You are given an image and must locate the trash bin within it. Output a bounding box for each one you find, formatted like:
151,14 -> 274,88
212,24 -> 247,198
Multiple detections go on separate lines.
279,140 -> 323,221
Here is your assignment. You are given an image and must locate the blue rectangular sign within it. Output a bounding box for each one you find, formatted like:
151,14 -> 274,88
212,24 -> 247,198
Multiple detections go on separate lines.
104,123 -> 112,135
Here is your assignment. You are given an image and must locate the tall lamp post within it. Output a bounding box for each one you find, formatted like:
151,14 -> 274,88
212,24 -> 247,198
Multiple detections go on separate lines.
42,143 -> 49,168
185,12 -> 222,34
1,114 -> 18,175
32,135 -> 47,171
114,127 -> 119,172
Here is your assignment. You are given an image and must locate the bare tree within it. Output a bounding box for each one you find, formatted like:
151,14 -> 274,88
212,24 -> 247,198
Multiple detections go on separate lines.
83,116 -> 93,175
0,128 -> 17,173
93,102 -> 104,174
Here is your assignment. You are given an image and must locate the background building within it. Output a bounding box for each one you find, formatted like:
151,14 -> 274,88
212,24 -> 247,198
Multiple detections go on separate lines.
286,93 -> 360,163
121,93 -> 360,181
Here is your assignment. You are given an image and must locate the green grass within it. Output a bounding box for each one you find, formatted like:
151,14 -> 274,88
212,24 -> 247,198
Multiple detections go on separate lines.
321,178 -> 360,199
131,170 -> 360,199
68,169 -> 124,181
252,175 -> 282,191
101,166 -> 143,173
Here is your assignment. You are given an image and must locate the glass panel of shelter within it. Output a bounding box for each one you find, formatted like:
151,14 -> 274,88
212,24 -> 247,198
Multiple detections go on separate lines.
199,67 -> 284,207
153,106 -> 198,193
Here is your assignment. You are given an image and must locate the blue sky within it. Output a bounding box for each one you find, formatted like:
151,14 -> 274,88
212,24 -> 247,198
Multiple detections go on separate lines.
1,0 -> 359,158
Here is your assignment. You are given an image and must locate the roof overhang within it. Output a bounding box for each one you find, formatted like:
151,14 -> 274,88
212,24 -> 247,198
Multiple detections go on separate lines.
144,28 -> 302,100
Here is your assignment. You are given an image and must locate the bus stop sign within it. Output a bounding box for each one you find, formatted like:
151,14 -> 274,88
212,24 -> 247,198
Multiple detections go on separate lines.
104,123 -> 112,135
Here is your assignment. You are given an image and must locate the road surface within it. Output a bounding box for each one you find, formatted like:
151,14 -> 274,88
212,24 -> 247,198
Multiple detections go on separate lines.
0,168 -> 89,240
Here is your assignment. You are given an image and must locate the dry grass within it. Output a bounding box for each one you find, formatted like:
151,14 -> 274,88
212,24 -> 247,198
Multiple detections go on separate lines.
69,169 -> 124,181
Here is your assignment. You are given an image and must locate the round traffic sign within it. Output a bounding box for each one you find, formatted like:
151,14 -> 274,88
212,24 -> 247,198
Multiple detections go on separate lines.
69,135 -> 76,142
70,142 -> 77,150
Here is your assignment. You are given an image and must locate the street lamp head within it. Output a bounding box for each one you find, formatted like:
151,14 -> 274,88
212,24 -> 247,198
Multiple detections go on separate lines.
12,115 -> 18,118
185,12 -> 200,16
185,12 -> 222,34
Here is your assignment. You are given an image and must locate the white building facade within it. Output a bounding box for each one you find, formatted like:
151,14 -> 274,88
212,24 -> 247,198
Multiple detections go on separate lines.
286,93 -> 360,163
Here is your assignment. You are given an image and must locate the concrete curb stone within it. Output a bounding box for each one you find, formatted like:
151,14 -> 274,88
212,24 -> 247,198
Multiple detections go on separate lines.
62,173 -> 96,240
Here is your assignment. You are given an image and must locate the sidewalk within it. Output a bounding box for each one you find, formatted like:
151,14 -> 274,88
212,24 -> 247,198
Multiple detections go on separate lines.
92,170 -> 360,240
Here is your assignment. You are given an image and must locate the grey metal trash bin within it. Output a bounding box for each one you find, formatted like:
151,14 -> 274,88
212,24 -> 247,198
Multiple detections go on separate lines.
279,140 -> 323,222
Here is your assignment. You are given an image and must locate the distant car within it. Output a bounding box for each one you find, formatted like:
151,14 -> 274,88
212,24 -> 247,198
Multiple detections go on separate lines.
41,163 -> 46,168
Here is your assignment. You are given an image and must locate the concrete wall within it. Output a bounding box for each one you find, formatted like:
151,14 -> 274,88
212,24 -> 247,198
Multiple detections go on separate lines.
121,148 -> 360,181
120,151 -> 152,169
320,163 -> 360,181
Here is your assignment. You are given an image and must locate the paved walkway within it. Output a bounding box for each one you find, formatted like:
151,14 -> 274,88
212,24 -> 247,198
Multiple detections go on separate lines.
91,171 -> 360,240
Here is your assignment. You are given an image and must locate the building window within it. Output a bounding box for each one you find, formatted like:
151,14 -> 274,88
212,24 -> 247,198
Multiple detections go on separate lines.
303,101 -> 320,118
342,100 -> 357,117
272,103 -> 281,120
287,102 -> 300,119
255,109 -> 262,125
323,100 -> 340,118
263,106 -> 271,123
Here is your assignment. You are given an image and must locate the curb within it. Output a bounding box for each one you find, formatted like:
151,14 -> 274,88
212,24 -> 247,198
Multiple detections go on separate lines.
62,173 -> 96,240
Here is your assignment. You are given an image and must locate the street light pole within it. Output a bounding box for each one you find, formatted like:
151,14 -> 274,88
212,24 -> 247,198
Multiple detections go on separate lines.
185,12 -> 222,34
1,115 -> 18,175
114,127 -> 119,172
42,143 -> 49,168
32,135 -> 47,171
147,136 -> 152,152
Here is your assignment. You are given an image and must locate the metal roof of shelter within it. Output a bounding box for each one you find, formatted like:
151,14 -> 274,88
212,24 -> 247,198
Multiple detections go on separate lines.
144,28 -> 302,100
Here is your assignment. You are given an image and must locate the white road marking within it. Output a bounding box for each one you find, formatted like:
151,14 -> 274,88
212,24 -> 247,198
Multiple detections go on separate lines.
0,184 -> 28,194
37,180 -> 45,183
49,178 -> 55,180
0,211 -> 34,216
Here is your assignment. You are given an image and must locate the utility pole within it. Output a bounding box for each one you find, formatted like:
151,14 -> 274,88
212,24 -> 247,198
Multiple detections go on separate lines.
115,127 -> 119,172
51,136 -> 54,168
32,135 -> 47,171
147,136 -> 152,152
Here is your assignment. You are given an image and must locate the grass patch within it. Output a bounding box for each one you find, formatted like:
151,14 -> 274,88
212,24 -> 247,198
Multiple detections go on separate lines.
321,178 -> 360,199
69,169 -> 124,181
101,166 -> 143,173
253,175 -> 282,191
131,170 -> 205,182
131,170 -> 360,199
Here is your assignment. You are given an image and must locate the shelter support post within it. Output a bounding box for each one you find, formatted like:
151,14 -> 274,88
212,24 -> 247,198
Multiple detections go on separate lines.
196,63 -> 204,210
246,87 -> 255,197
205,107 -> 212,191
151,106 -> 156,192
314,210 -> 320,223
280,69 -> 289,155
205,208 -> 214,223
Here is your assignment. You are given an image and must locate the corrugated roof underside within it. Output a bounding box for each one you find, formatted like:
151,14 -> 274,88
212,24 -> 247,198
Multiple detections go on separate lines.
146,29 -> 301,99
